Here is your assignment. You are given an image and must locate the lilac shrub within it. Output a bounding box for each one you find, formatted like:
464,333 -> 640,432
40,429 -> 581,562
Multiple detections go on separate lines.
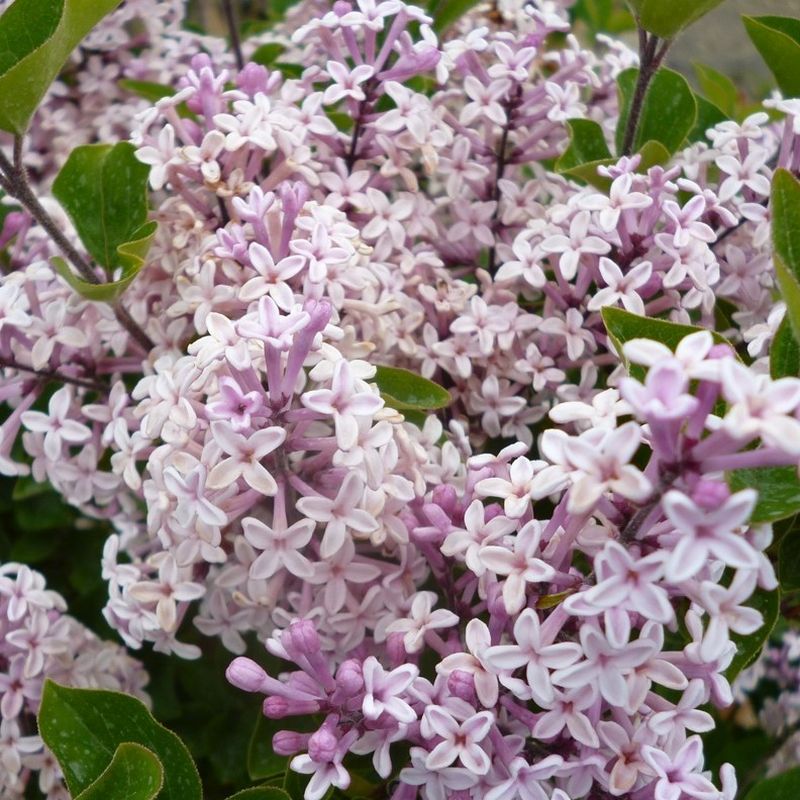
1,0 -> 800,797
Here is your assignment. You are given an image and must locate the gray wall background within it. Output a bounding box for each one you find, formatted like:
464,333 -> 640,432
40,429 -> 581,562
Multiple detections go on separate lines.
669,0 -> 799,94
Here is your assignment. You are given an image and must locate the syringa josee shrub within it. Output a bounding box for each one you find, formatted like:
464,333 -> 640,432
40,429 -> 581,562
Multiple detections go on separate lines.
2,0 -> 800,797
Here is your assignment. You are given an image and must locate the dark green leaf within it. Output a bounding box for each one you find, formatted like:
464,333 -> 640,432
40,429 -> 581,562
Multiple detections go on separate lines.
75,743 -> 163,800
615,67 -> 697,156
38,680 -> 201,799
687,94 -> 727,145
727,586 -> 780,680
601,307 -> 732,378
772,169 -> 800,346
728,467 -> 800,524
52,142 -> 151,271
743,16 -> 800,98
0,0 -> 122,133
118,79 -> 196,119
629,0 -> 727,39
744,766 -> 800,800
52,220 -> 157,302
247,713 -> 288,782
771,317 -> 800,379
373,366 -> 451,411
430,0 -> 482,33
225,788 -> 292,800
779,529 -> 800,592
250,44 -> 285,67
693,62 -> 738,118
556,119 -> 612,172
572,0 -> 634,34
559,140 -> 669,191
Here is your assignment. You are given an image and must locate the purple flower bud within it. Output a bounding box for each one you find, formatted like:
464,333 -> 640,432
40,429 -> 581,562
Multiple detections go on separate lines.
386,632 -> 408,667
288,619 -> 322,656
263,696 -> 291,718
237,62 -> 269,96
226,657 -> 268,693
272,730 -> 308,756
431,484 -> 457,515
335,659 -> 364,697
447,670 -> 477,704
691,478 -> 730,510
332,1 -> 352,15
484,502 -> 505,522
307,725 -> 338,763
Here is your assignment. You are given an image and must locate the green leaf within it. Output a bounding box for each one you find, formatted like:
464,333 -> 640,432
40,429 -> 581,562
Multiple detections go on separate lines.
743,16 -> 800,98
250,43 -> 285,67
373,366 -> 451,411
118,79 -> 195,118
615,67 -> 697,156
771,317 -> 800,379
52,220 -> 157,302
728,467 -> 800,524
693,62 -> 738,118
601,307 -> 732,378
75,743 -> 163,800
0,0 -> 122,134
727,586 -> 780,680
687,94 -> 727,145
225,789 -> 292,800
559,140 -> 670,191
629,0 -> 727,39
429,0 -> 482,33
779,529 -> 800,592
247,713 -> 288,782
52,142 -> 151,271
744,765 -> 800,800
38,680 -> 201,799
772,169 -> 800,346
556,119 -> 612,172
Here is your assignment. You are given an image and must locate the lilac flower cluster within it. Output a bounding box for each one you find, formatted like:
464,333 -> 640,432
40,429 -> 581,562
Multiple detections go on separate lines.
0,564 -> 148,799
0,0 -> 799,797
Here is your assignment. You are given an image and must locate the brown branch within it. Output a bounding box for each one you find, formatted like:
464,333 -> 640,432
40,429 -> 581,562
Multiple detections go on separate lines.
221,0 -> 245,71
0,356 -> 108,393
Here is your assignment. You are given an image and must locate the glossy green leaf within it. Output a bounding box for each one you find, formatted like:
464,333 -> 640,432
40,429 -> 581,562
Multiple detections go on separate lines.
743,16 -> 800,98
75,743 -> 163,800
728,467 -> 800,524
38,680 -> 201,799
615,67 -> 697,156
373,365 -> 451,411
744,765 -> 800,799
727,586 -> 780,680
628,0 -> 727,38
0,0 -> 122,133
601,307 -> 731,377
772,169 -> 800,346
53,142 -> 151,271
225,788 -> 292,800
52,220 -> 157,302
771,317 -> 800,379
693,62 -> 738,118
430,0 -> 483,33
779,529 -> 800,592
560,139 -> 670,191
556,119 -> 612,172
687,94 -> 727,145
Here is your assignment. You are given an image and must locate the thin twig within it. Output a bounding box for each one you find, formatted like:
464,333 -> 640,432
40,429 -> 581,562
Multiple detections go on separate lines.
221,0 -> 245,71
0,356 -> 108,393
620,29 -> 672,156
